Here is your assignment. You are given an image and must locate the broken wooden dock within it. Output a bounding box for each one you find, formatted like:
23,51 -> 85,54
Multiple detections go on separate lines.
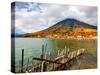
19,44 -> 85,73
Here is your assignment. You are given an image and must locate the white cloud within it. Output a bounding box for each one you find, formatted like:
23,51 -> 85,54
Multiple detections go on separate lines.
12,2 -> 97,33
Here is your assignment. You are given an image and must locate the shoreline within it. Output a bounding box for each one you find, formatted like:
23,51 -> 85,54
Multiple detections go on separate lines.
12,36 -> 97,40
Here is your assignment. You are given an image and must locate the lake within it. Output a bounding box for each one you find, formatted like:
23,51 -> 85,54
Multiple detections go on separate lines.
12,38 -> 97,72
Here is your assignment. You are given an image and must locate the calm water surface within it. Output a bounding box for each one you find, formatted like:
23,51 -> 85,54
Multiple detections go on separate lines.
12,38 -> 97,72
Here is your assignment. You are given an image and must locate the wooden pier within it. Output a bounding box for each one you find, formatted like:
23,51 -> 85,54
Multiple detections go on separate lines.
19,44 -> 85,73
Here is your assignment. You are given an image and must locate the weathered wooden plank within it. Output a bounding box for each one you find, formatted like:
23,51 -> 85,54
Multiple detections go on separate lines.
33,57 -> 63,64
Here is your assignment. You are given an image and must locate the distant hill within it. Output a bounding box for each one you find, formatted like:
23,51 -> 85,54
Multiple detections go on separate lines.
11,27 -> 25,37
17,18 -> 97,39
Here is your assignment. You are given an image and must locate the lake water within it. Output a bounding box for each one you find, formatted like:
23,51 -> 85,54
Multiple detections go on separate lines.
12,38 -> 97,72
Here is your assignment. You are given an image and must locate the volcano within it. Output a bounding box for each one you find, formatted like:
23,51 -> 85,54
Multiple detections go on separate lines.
17,18 -> 97,39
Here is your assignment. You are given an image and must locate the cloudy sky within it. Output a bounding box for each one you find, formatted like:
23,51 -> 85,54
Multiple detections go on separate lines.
11,2 -> 97,34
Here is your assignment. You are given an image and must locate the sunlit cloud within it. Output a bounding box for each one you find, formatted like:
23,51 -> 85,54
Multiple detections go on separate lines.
11,2 -> 97,33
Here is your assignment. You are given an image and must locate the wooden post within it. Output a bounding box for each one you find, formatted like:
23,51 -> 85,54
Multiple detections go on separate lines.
45,43 -> 47,53
72,51 -> 75,58
41,44 -> 47,72
21,49 -> 24,73
44,43 -> 47,59
41,44 -> 45,72
74,51 -> 76,57
39,64 -> 41,72
68,53 -> 70,59
62,49 -> 65,63
77,49 -> 80,56
57,50 -> 60,56
41,44 -> 44,59
64,46 -> 66,55
48,52 -> 51,60
26,58 -> 29,71
45,51 -> 47,60
41,61 -> 45,72
64,46 -> 67,55
61,50 -> 64,56
32,59 -> 34,72
67,48 -> 69,56
52,63 -> 55,70
18,60 -> 21,73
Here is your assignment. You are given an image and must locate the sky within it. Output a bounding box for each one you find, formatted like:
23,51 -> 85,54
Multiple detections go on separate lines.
11,2 -> 97,34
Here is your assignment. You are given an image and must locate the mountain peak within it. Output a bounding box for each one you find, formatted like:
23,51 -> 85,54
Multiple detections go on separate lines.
55,18 -> 79,27
63,18 -> 78,21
